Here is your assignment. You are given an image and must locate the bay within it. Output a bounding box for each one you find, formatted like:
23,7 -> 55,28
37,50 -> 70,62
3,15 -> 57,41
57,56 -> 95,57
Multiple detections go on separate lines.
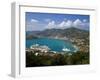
26,38 -> 76,52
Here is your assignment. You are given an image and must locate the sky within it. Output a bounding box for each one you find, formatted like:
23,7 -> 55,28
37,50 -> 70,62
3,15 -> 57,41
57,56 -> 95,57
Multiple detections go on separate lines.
26,12 -> 90,31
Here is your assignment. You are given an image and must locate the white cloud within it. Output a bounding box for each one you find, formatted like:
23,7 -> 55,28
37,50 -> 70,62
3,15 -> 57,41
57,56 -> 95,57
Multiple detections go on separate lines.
45,21 -> 56,29
46,20 -> 73,29
64,20 -> 73,28
31,19 -> 38,23
83,19 -> 87,23
73,19 -> 82,27
26,18 -> 89,31
73,19 -> 89,30
59,21 -> 66,28
26,19 -> 46,31
45,19 -> 89,30
58,20 -> 73,29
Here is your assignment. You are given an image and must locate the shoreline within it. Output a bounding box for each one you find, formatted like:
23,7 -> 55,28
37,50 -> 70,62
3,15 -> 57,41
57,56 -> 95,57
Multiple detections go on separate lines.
26,36 -> 79,53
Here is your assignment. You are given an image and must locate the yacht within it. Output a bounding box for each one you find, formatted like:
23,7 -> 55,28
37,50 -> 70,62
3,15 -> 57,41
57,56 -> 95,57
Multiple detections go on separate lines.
62,47 -> 70,52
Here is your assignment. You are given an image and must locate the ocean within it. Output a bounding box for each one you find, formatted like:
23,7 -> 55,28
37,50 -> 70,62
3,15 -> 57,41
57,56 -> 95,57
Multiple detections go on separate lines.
26,38 -> 76,52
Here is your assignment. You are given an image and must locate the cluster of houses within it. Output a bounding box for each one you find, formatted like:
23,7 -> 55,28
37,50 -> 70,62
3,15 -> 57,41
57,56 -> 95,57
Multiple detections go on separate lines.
69,38 -> 89,52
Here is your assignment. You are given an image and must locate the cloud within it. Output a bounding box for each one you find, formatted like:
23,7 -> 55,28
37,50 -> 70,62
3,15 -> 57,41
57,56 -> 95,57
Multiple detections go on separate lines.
58,20 -> 73,29
58,21 -> 66,28
46,20 -> 73,29
46,19 -> 89,30
83,19 -> 87,23
26,19 -> 46,31
45,21 -> 57,29
26,19 -> 38,31
73,19 -> 82,27
65,20 -> 73,27
26,18 -> 89,31
31,19 -> 39,23
73,19 -> 89,30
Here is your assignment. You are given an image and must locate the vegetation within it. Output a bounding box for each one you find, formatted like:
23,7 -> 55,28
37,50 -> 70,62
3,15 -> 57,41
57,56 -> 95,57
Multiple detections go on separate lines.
26,35 -> 38,40
26,27 -> 89,67
26,27 -> 89,39
26,51 -> 89,67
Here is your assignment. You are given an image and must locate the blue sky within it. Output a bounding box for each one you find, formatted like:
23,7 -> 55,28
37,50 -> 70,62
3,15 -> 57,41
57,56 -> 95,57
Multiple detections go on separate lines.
26,12 -> 90,31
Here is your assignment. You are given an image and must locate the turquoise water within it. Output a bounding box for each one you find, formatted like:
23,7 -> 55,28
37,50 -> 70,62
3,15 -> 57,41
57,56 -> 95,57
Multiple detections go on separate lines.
26,38 -> 76,52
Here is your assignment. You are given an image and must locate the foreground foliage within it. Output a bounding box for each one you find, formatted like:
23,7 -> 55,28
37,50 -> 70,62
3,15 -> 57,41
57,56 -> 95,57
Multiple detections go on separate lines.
26,51 -> 89,67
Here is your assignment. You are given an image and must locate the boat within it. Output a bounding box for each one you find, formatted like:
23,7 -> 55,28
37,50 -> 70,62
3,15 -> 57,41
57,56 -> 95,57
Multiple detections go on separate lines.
62,47 -> 70,52
30,44 -> 39,49
30,44 -> 50,52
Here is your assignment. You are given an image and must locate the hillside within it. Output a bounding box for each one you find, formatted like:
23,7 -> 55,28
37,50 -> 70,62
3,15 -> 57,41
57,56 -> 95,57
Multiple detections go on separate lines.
26,27 -> 89,40
26,27 -> 89,52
